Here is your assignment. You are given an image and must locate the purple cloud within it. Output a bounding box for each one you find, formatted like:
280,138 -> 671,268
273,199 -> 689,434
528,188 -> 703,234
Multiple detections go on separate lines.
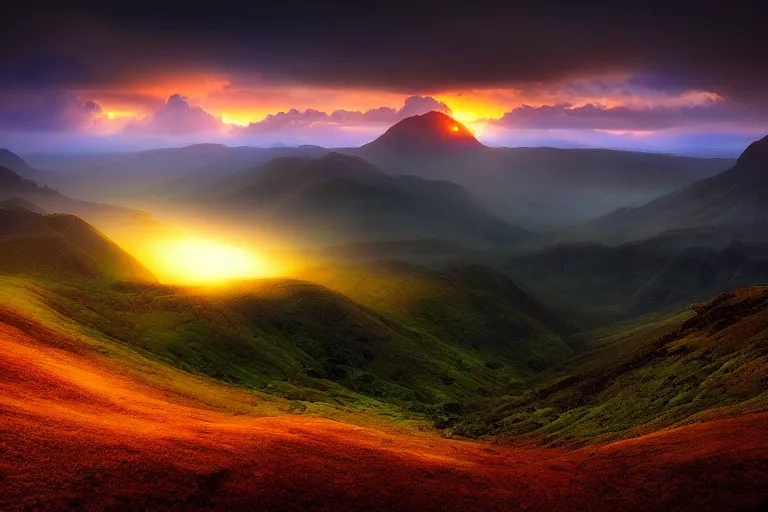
0,92 -> 102,131
124,94 -> 222,135
244,108 -> 330,132
490,102 -> 763,131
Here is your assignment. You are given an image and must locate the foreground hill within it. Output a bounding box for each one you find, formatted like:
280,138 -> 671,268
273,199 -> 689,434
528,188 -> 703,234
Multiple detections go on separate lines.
197,152 -> 534,249
15,264 -> 570,417
573,135 -> 768,243
1,279 -> 766,511
0,209 -> 156,282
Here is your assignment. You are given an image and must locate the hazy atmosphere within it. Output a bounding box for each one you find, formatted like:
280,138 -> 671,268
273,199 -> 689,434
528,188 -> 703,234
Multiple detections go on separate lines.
1,1 -> 767,511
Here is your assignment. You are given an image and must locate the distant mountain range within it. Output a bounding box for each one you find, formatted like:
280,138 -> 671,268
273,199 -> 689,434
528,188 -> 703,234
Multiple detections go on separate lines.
9,112 -> 735,228
352,112 -> 734,226
0,163 -> 172,252
571,136 -> 768,243
193,152 -> 534,249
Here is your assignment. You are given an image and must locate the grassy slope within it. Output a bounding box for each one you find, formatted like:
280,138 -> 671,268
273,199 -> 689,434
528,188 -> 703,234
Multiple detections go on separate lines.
0,210 -> 156,282
301,262 -> 575,370
2,276 -> 766,511
0,266 -> 571,426
475,287 -> 768,446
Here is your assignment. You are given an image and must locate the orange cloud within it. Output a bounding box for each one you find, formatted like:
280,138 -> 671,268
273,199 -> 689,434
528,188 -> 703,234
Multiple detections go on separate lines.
19,72 -> 734,142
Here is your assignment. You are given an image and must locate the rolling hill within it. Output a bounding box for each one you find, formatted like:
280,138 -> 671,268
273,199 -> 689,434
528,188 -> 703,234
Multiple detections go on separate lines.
1,244 -> 766,509
0,210 -> 569,413
2,289 -> 765,511
33,271 -> 573,415
0,162 -> 175,259
199,152 -> 534,249
0,196 -> 765,509
0,208 -> 156,282
472,285 -> 768,447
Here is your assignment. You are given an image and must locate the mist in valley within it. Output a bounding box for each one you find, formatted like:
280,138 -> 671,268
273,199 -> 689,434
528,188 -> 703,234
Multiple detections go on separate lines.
2,2 -> 768,509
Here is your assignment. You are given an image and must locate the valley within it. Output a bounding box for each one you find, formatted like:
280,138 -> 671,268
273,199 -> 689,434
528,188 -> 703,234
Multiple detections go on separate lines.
1,113 -> 767,510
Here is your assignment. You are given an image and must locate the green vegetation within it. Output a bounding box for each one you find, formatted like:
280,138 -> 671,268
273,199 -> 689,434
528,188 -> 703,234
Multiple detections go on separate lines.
0,209 -> 155,282
505,237 -> 768,329
458,288 -> 768,445
2,208 -> 766,444
6,265 -> 571,425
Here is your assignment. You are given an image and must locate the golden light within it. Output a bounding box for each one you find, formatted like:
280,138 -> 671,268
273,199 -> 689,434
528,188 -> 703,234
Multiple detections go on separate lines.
220,113 -> 251,127
451,111 -> 480,124
147,238 -> 278,285
467,121 -> 487,137
451,126 -> 459,132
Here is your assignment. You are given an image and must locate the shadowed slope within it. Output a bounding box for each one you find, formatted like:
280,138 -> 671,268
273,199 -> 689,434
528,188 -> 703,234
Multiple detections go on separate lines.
575,135 -> 768,242
0,163 -> 172,254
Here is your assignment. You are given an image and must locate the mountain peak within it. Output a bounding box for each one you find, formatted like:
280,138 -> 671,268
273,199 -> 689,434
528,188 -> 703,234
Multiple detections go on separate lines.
735,135 -> 768,170
0,164 -> 25,188
365,111 -> 484,153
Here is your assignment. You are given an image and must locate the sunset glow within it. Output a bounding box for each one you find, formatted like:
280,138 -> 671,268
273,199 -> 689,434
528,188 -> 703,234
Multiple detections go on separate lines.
148,239 -> 277,285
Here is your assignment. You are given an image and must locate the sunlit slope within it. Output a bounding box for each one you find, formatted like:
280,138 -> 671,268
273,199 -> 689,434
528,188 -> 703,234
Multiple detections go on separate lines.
475,286 -> 768,445
0,210 -> 572,424
146,237 -> 281,284
28,273 -> 571,417
1,296 -> 766,511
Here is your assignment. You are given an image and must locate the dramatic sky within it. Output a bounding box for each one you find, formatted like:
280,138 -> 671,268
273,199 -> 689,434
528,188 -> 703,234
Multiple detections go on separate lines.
2,1 -> 766,155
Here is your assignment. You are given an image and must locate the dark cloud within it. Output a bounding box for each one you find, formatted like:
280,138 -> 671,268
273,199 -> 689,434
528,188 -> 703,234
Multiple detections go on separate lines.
1,1 -> 765,103
244,109 -> 329,132
490,102 -> 764,131
124,94 -> 222,134
0,92 -> 101,131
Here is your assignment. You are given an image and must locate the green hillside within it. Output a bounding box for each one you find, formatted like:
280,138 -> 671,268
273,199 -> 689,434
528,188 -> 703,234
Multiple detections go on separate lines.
465,287 -> 768,444
0,209 -> 156,282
